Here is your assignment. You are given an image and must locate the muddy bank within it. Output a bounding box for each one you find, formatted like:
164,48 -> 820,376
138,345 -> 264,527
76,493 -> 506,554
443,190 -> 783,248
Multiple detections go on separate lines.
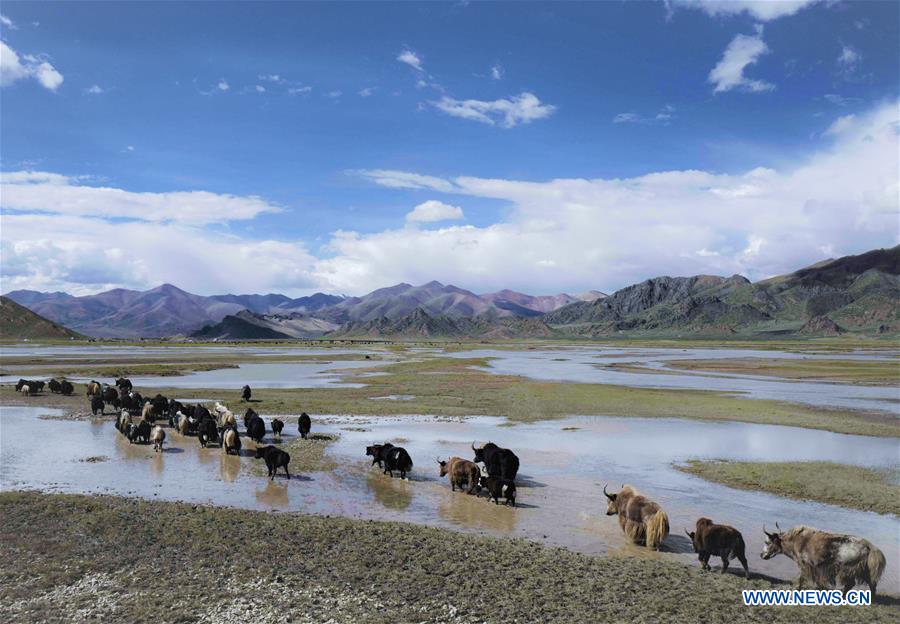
1,492 -> 896,623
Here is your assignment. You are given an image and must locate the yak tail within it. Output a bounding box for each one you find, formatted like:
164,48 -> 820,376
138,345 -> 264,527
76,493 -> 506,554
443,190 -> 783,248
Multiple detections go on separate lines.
867,546 -> 886,588
645,510 -> 669,550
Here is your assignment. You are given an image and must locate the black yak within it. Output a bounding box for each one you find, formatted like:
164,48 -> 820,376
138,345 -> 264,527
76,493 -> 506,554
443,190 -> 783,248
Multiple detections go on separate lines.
271,418 -> 284,442
255,445 -> 290,480
298,412 -> 311,439
246,415 -> 266,443
472,441 -> 519,482
480,475 -> 516,507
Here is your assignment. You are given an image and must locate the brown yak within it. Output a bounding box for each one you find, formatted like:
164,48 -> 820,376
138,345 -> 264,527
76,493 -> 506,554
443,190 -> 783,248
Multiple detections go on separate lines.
604,484 -> 669,550
437,457 -> 481,494
762,524 -> 886,598
686,517 -> 750,578
86,380 -> 101,398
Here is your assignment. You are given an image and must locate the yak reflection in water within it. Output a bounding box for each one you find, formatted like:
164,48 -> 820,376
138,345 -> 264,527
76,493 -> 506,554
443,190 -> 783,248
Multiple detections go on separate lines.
255,481 -> 290,508
366,472 -> 413,511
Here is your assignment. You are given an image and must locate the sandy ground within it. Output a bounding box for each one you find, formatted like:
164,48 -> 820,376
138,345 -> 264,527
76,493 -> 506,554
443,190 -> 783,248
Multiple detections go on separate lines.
0,492 -> 895,623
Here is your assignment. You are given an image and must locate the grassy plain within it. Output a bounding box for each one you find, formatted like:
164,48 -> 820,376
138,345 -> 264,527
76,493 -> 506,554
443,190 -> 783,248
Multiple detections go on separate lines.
678,460 -> 900,516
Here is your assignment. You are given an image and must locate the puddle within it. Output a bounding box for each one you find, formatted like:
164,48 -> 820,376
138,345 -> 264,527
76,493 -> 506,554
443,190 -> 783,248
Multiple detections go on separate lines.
1,405 -> 897,594
370,395 -> 416,401
449,347 -> 900,413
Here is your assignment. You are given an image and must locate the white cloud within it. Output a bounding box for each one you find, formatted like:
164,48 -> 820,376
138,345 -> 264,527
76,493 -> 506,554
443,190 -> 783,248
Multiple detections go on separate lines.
823,93 -> 860,107
824,113 -> 855,136
1,215 -> 318,296
708,28 -> 774,93
288,86 -> 312,95
358,87 -> 375,97
217,79 -> 230,92
490,64 -> 503,80
4,102 -> 897,298
258,74 -> 285,84
837,44 -> 861,77
0,171 -> 281,225
356,169 -> 457,192
331,101 -> 899,294
397,49 -> 424,72
326,90 -> 342,98
1,13 -> 17,29
613,105 -> 675,125
83,84 -> 105,95
255,84 -> 266,93
406,200 -> 465,223
0,41 -> 63,91
671,0 -> 821,21
432,92 -> 556,128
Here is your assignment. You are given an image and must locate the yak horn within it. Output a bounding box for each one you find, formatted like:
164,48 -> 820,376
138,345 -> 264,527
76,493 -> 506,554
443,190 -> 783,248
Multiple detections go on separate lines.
602,483 -> 614,499
763,524 -> 774,538
471,441 -> 477,451
775,521 -> 781,532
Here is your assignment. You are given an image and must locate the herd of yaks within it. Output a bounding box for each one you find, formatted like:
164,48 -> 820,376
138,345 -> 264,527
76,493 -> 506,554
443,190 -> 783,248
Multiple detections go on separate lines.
13,375 -> 889,599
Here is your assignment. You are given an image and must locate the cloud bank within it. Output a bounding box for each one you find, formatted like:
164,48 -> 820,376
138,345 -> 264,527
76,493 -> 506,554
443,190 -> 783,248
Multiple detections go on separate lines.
2,101 -> 897,297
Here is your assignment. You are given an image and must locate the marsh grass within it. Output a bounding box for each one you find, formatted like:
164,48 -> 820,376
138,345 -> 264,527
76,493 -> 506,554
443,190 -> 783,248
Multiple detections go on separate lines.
678,460 -> 900,516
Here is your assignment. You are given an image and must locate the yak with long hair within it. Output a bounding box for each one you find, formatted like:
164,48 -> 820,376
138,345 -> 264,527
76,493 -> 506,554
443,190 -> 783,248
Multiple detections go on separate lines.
762,524 -> 885,598
603,484 -> 669,550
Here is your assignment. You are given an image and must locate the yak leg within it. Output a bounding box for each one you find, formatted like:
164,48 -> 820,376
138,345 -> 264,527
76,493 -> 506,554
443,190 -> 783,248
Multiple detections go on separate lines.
283,464 -> 290,479
720,555 -> 730,574
841,580 -> 856,598
736,551 -> 750,579
699,553 -> 710,571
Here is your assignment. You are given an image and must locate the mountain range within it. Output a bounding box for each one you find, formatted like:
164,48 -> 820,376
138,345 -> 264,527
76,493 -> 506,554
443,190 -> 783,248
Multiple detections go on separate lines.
4,246 -> 897,339
4,281 -> 604,339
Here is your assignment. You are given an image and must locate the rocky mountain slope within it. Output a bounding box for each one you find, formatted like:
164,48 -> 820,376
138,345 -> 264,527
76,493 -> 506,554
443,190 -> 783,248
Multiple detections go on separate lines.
334,307 -> 558,339
0,296 -> 84,340
191,310 -> 339,340
545,246 -> 899,336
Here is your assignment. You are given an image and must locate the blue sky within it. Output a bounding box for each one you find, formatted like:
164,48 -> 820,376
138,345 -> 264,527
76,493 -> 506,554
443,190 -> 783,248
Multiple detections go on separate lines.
1,1 -> 898,296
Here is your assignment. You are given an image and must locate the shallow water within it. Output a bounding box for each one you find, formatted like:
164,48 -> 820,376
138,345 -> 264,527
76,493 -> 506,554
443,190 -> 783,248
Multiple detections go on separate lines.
75,360 -> 387,389
0,344 -> 375,359
450,347 -> 900,413
1,405 -> 897,594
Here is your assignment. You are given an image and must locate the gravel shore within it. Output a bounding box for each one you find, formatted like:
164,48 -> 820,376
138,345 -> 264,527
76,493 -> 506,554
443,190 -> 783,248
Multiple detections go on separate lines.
0,492 -> 895,623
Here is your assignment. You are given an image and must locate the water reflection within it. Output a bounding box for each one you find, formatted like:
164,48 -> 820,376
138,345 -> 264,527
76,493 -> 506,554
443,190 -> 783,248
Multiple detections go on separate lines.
437,489 -> 518,533
255,481 -> 290,508
220,453 -> 241,483
366,472 -> 413,511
